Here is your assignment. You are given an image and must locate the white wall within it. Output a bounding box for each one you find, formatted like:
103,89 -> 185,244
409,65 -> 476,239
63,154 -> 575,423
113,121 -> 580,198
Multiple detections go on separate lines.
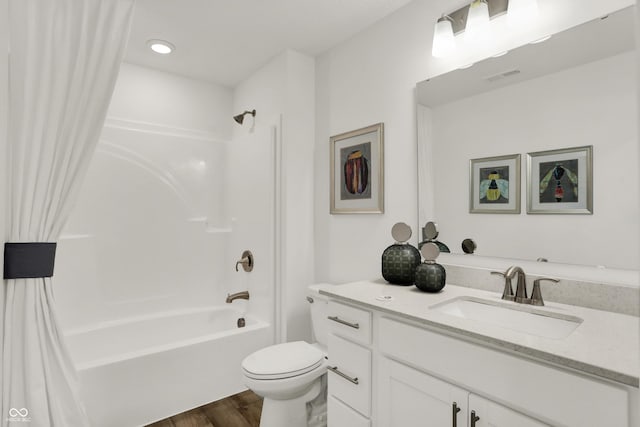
430,52 -> 638,269
314,0 -> 636,283
233,50 -> 316,342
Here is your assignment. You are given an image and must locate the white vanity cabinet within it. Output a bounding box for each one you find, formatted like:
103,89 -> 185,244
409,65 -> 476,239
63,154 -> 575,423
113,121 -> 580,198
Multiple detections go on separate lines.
324,281 -> 640,427
326,301 -> 373,426
324,294 -> 637,427
378,317 -> 631,427
380,358 -> 547,426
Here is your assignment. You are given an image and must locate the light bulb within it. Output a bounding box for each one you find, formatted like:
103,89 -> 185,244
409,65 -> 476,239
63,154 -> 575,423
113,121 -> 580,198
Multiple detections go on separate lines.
465,0 -> 490,44
507,0 -> 539,28
147,39 -> 175,55
432,17 -> 456,58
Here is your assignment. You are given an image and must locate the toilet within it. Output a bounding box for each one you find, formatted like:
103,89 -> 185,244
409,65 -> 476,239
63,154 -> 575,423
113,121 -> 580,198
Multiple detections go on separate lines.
241,284 -> 331,427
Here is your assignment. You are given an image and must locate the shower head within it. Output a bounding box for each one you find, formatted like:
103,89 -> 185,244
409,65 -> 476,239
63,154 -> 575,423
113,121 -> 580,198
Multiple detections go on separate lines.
233,109 -> 256,124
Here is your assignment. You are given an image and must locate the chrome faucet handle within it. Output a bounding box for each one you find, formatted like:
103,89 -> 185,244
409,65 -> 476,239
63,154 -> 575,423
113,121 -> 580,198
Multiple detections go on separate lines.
235,250 -> 254,272
491,270 -> 514,301
235,257 -> 249,272
530,277 -> 559,306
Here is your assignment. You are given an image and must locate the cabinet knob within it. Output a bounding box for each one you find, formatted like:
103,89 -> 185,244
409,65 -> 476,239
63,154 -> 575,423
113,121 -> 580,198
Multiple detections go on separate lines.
471,410 -> 480,427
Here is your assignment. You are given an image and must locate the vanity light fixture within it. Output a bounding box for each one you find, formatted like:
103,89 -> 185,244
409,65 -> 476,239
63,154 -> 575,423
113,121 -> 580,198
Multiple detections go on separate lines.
147,39 -> 175,55
464,0 -> 491,43
430,0 -> 544,58
432,16 -> 456,58
431,0 -> 507,58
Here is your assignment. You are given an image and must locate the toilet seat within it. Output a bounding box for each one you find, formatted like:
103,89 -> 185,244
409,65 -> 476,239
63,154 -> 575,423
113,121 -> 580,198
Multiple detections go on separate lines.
242,341 -> 325,380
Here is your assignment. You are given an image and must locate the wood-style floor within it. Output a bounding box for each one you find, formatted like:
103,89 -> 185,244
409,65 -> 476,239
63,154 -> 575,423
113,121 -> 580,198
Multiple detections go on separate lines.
146,390 -> 262,427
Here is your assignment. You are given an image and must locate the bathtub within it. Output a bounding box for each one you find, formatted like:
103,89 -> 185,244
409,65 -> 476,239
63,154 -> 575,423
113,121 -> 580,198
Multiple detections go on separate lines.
65,306 -> 272,427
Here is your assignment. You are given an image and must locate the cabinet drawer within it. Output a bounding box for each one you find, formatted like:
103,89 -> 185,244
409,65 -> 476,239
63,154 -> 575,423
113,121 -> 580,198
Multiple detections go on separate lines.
328,395 -> 370,427
327,301 -> 371,345
328,334 -> 371,417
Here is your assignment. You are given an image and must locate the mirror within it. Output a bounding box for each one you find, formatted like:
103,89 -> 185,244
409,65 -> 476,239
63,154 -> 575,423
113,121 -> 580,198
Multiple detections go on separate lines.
417,7 -> 638,269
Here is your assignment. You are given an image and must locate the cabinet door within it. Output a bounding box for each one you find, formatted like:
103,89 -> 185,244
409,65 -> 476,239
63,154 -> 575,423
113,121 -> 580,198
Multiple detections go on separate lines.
379,358 -> 469,427
328,396 -> 370,427
468,394 -> 549,427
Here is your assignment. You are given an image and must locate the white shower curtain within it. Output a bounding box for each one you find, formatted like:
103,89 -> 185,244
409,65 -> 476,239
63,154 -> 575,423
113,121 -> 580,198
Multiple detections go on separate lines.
2,1 -> 135,426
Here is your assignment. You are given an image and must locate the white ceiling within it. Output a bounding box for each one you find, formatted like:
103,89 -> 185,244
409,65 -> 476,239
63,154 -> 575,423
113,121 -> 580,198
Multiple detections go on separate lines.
125,0 -> 415,87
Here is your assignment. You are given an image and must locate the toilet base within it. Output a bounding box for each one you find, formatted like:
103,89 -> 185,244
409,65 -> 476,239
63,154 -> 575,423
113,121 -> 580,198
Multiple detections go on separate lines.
259,378 -> 322,427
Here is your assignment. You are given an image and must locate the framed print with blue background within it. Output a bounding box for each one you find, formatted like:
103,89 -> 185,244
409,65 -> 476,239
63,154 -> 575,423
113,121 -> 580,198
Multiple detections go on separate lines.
527,145 -> 593,214
469,154 -> 521,214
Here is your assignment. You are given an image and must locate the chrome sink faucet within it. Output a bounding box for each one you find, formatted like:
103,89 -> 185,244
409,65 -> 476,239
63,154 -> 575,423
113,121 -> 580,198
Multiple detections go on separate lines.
505,266 -> 528,304
492,266 -> 559,306
226,291 -> 250,303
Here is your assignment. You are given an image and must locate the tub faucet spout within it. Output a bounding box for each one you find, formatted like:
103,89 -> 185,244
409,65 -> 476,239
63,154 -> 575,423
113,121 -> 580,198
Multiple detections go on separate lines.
226,291 -> 250,303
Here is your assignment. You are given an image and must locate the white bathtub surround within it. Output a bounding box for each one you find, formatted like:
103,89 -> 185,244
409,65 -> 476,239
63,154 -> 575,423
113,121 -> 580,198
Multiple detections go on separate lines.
65,306 -> 270,427
1,1 -> 134,426
55,121 -> 230,329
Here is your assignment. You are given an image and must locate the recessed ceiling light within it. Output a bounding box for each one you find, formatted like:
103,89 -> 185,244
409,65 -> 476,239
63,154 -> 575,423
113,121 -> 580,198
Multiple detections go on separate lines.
491,51 -> 509,58
458,63 -> 475,70
147,39 -> 175,55
530,35 -> 552,44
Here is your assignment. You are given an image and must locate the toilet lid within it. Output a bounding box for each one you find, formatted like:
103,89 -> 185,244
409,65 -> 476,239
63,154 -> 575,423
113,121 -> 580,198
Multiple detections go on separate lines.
242,341 -> 325,380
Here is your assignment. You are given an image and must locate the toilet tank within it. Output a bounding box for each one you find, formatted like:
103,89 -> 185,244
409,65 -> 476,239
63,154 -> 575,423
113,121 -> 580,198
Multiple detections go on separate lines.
307,284 -> 333,348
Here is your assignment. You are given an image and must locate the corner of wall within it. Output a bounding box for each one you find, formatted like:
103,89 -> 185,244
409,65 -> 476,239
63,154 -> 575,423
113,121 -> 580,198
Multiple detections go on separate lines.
231,49 -> 317,343
282,49 -> 316,342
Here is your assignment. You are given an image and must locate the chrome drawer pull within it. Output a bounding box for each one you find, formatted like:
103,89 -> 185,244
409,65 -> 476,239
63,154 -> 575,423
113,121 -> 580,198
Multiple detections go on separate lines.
328,366 -> 359,385
327,316 -> 360,329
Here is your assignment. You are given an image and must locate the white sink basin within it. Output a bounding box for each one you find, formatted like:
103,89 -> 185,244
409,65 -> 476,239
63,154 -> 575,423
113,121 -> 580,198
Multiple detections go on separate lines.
430,297 -> 583,339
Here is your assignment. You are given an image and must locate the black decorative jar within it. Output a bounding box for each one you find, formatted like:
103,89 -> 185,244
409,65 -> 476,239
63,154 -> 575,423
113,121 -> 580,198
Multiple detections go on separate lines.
414,242 -> 446,293
381,222 -> 421,286
418,221 -> 450,253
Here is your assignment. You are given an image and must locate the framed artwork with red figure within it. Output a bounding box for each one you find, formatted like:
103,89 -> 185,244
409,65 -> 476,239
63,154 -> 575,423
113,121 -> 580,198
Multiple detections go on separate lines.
330,123 -> 384,214
527,145 -> 593,214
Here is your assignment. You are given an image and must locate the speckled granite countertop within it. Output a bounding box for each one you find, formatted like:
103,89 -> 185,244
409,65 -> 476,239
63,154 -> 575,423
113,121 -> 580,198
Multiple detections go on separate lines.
321,279 -> 639,388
